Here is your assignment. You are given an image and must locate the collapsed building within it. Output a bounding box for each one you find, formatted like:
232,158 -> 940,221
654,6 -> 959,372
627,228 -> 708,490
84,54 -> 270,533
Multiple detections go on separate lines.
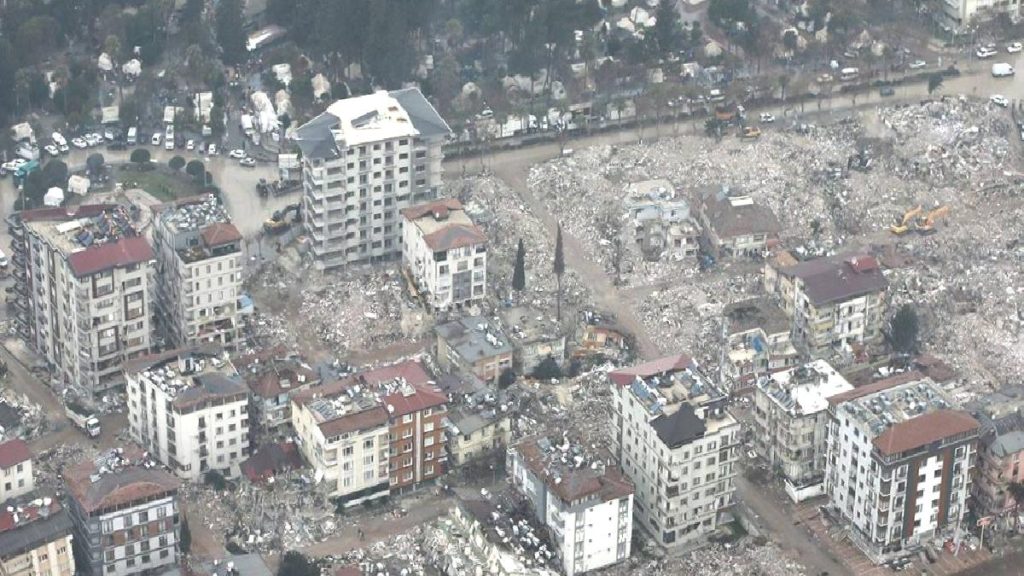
234,346 -> 320,435
501,307 -> 567,375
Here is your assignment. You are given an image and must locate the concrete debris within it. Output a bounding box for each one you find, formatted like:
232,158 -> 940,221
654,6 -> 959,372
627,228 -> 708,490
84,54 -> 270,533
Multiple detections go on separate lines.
602,542 -> 807,576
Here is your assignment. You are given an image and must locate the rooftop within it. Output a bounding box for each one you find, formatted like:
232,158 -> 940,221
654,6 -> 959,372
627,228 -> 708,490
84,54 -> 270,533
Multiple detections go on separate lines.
775,252 -> 888,306
436,316 -> 513,363
757,360 -> 853,417
234,347 -> 319,399
125,348 -> 246,411
701,186 -> 781,239
723,298 -> 790,337
402,199 -> 487,252
240,442 -> 305,483
0,439 -> 31,469
156,194 -> 230,235
626,179 -> 692,223
446,405 -> 507,437
65,449 -> 180,514
155,195 -> 241,263
0,497 -> 73,560
500,306 -> 563,345
515,435 -> 633,504
22,204 -> 152,277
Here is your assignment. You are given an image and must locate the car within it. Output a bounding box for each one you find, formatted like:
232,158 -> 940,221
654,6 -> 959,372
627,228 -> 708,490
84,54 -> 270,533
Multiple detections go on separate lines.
103,129 -> 114,141
71,137 -> 88,149
741,126 -> 761,139
1020,129 -> 1024,142
991,94 -> 1010,107
186,139 -> 195,151
977,46 -> 998,58
239,157 -> 256,167
207,144 -> 218,156
908,59 -> 927,70
44,144 -> 59,157
879,85 -> 896,97
759,113 -> 775,123
165,137 -> 175,151
228,148 -> 246,159
151,133 -> 162,146
1009,42 -> 1023,53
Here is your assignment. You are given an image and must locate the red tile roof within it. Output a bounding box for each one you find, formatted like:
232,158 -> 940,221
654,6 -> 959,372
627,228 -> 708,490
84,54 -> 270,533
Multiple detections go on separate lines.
0,439 -> 31,469
65,460 -> 180,514
240,442 -> 305,483
873,410 -> 979,456
399,198 -> 463,221
67,236 -> 154,277
423,224 -> 487,251
608,354 -> 693,387
319,406 -> 390,437
516,437 -> 633,503
0,499 -> 61,534
201,222 -> 242,247
18,204 -> 118,223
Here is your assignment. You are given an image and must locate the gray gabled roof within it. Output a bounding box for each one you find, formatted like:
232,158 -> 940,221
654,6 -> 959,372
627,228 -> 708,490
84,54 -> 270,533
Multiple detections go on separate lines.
390,87 -> 452,139
294,111 -> 341,160
651,403 -> 706,448
0,508 -> 72,558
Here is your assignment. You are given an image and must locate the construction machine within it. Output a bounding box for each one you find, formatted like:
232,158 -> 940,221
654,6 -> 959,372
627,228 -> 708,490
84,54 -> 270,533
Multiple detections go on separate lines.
916,205 -> 950,235
890,205 -> 922,235
263,203 -> 302,235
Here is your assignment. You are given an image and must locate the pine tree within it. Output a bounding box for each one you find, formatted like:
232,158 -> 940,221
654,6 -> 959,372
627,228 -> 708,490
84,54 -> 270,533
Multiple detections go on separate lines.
553,225 -> 565,320
180,518 -> 192,556
512,239 -> 526,294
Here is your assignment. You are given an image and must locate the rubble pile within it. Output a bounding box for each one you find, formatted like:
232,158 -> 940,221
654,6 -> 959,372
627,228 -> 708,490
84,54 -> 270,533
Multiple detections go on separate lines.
605,542 -> 806,576
327,529 -> 429,575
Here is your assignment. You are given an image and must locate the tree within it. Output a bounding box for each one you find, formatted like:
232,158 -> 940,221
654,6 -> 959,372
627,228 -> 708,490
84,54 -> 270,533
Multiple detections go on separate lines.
532,356 -> 563,380
498,368 -> 516,389
185,160 -> 206,180
86,153 -> 105,175
130,148 -> 151,168
204,470 -> 227,491
653,0 -> 683,56
512,239 -> 526,294
42,160 -> 68,189
889,304 -> 919,354
180,517 -> 192,556
209,105 -> 225,137
277,551 -> 318,576
783,29 -> 798,52
104,35 -> 122,64
927,73 -> 944,94
215,0 -> 247,65
169,156 -> 186,172
553,224 -> 565,321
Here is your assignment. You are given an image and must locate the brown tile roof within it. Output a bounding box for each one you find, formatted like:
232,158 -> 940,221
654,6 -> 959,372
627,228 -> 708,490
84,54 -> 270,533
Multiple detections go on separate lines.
422,223 -> 487,251
319,406 -> 389,437
0,439 -> 31,469
18,204 -> 118,223
827,371 -> 925,407
200,222 -> 242,247
702,193 -> 781,239
516,437 -> 633,503
240,442 -> 305,483
235,347 -> 319,398
67,236 -> 154,277
777,253 -> 888,306
399,198 -> 463,221
65,461 -> 180,514
873,410 -> 979,456
608,354 -> 693,387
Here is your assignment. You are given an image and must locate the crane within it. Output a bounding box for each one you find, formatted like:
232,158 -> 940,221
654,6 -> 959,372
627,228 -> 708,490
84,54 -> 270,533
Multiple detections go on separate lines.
917,205 -> 950,235
890,205 -> 923,235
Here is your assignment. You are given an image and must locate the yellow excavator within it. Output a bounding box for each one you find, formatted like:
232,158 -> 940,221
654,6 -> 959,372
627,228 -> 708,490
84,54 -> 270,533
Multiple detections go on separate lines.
890,205 -> 922,235
916,205 -> 950,235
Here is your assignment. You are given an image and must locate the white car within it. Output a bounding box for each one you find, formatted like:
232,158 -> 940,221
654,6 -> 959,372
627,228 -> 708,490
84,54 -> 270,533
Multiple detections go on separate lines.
1009,42 -> 1023,53
991,94 -> 1010,107
44,144 -> 59,157
207,144 -> 217,156
186,139 -> 195,151
84,134 -> 100,146
165,137 -> 175,151
71,137 -> 87,149
103,129 -> 114,141
977,47 -> 998,59
151,133 -> 162,146
239,157 -> 256,167
228,148 -> 246,159
759,113 -> 776,123
908,59 -> 927,70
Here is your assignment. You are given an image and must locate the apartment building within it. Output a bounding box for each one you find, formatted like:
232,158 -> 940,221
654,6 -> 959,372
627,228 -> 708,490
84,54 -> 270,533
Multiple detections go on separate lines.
295,88 -> 451,270
698,187 -> 781,259
125,347 -> 251,481
435,316 -> 513,384
509,436 -> 634,576
765,252 -> 888,359
972,411 -> 1024,519
610,355 -> 740,550
9,205 -> 154,396
291,359 -> 447,503
235,346 -> 319,434
401,199 -> 487,310
933,0 -> 1020,30
721,298 -> 799,393
824,374 -> 978,562
624,179 -> 699,260
65,450 -> 180,576
752,360 -> 853,502
445,407 -> 511,467
0,497 -> 75,576
152,195 -> 244,350
0,440 -> 33,504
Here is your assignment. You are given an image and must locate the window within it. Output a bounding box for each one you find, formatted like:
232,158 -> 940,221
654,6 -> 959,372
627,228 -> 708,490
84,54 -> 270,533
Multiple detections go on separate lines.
402,414 -> 413,424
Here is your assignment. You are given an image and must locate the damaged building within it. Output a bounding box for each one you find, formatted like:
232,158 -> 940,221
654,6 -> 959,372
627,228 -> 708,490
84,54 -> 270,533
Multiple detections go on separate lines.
720,298 -> 798,393
0,496 -> 75,576
501,307 -> 567,375
234,346 -> 320,435
698,187 -> 781,259
0,439 -> 34,503
435,316 -> 513,385
624,179 -> 699,260
402,199 -> 488,310
445,404 -> 511,468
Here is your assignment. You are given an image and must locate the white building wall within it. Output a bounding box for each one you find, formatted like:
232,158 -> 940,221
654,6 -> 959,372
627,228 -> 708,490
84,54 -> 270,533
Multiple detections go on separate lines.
98,496 -> 177,576
0,459 -> 34,502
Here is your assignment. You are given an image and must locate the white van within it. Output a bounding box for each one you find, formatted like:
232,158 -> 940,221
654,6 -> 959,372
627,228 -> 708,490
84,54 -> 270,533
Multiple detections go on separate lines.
840,67 -> 860,81
126,126 -> 137,145
992,62 -> 1015,77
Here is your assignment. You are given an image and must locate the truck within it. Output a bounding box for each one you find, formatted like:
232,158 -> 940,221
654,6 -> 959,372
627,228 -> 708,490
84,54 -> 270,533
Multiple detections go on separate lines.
126,126 -> 137,145
65,401 -> 101,438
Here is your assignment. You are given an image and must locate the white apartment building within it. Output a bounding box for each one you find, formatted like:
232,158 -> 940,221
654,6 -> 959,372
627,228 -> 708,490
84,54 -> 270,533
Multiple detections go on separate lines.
825,374 -> 979,562
65,450 -> 180,576
401,198 -> 487,310
509,436 -> 634,576
152,195 -> 244,350
0,498 -> 75,576
752,360 -> 853,502
291,380 -> 391,506
610,355 -> 740,550
125,348 -> 251,481
10,205 -> 154,396
0,440 -> 33,503
934,0 -> 1020,30
295,88 -> 451,270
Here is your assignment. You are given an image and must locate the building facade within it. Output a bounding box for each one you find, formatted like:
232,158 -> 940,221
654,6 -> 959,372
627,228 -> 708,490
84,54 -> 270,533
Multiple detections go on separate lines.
824,375 -> 978,562
435,316 -> 513,384
0,440 -> 33,503
125,348 -> 251,481
509,436 -> 634,576
10,205 -> 154,396
624,179 -> 699,260
235,346 -> 319,434
294,88 -> 451,270
0,499 -> 75,576
64,451 -> 180,576
445,408 -> 511,467
972,412 -> 1024,519
152,195 -> 244,350
610,355 -> 740,550
721,298 -> 799,393
765,252 -> 888,359
699,188 -> 781,258
752,360 -> 853,502
933,0 -> 1021,30
401,199 -> 487,310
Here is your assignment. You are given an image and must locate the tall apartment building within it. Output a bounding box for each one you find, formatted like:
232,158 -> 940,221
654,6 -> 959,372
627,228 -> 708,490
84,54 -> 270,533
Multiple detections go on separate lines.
610,355 -> 740,550
824,374 -> 979,562
235,346 -> 319,435
934,0 -> 1020,30
401,199 -> 487,310
721,298 -> 799,393
9,205 -> 154,395
0,497 -> 75,576
125,348 -> 251,481
291,359 -> 447,504
152,195 -> 244,350
765,252 -> 888,359
294,88 -> 451,270
0,440 -> 33,503
64,450 -> 180,576
752,360 -> 853,502
509,436 -> 634,576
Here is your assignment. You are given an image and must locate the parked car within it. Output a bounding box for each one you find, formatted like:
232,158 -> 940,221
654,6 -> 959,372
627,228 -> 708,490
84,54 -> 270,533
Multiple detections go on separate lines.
879,85 -> 896,97
908,59 -> 927,70
1009,42 -> 1023,53
85,133 -> 103,146
103,129 -> 115,141
228,148 -> 246,159
71,137 -> 88,149
207,144 -> 218,156
977,46 -> 998,58
186,139 -> 195,151
239,157 -> 256,167
43,144 -> 59,157
992,62 -> 1015,77
759,113 -> 775,123
151,133 -> 162,146
991,94 -> 1010,107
